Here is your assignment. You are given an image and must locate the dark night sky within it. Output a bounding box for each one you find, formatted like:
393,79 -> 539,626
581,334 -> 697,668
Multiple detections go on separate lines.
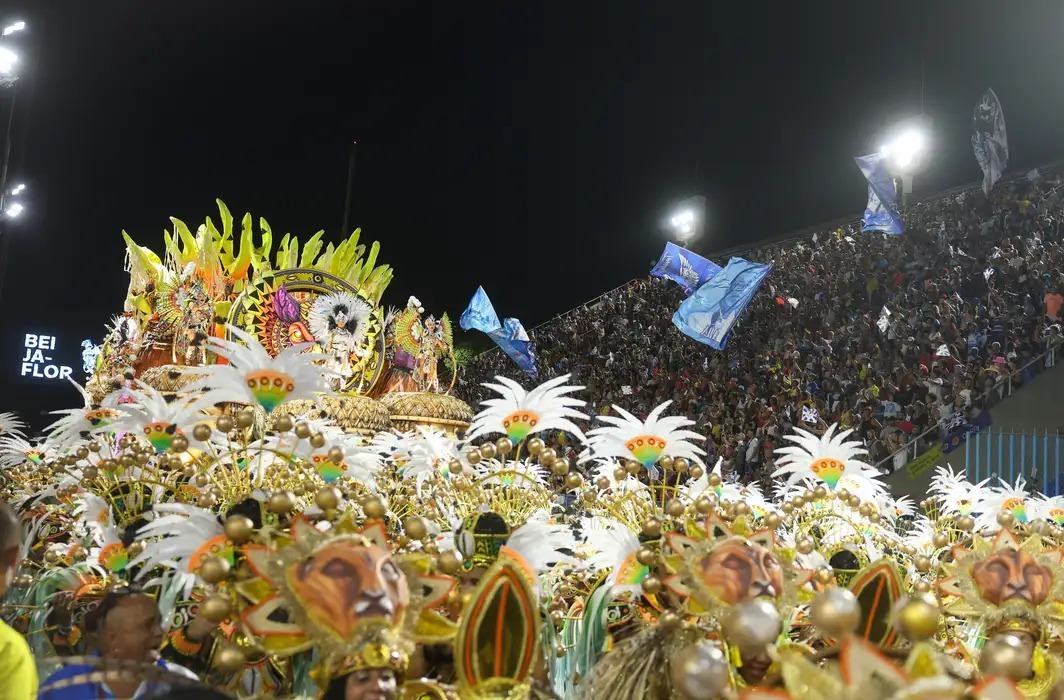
3,0 -> 1064,420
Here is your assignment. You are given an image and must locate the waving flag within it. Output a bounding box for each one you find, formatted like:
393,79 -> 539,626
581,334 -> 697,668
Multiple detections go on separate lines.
650,242 -> 722,294
973,89 -> 1008,196
854,153 -> 904,235
460,286 -> 538,378
672,257 -> 771,350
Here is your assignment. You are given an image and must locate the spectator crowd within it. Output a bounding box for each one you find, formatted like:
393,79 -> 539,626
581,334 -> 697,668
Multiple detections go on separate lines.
457,170 -> 1064,489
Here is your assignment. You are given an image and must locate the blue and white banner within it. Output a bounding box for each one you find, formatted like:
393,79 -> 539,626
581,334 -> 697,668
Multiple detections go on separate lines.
854,153 -> 904,235
650,242 -> 722,294
671,257 -> 771,350
973,88 -> 1008,196
459,286 -> 538,378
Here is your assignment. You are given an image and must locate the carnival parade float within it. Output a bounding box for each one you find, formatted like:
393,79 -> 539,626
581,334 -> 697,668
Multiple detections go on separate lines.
2,202 -> 1064,698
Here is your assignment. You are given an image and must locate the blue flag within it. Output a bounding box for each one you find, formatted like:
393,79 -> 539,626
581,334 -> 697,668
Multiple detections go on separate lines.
854,153 -> 904,235
460,286 -> 538,378
650,242 -> 723,294
671,257 -> 771,350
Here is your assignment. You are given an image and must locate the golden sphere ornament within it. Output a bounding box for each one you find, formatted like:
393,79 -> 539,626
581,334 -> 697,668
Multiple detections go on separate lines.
707,473 -> 722,487
641,575 -> 663,596
563,472 -> 583,490
642,517 -> 662,537
932,532 -> 950,549
893,595 -> 940,642
327,447 -> 345,465
315,487 -> 342,511
82,466 -> 99,481
495,437 -> 513,455
997,511 -> 1015,527
796,539 -> 814,555
274,415 -> 294,433
75,446 -> 89,460
673,457 -> 689,473
595,476 -> 610,491
236,410 -> 256,429
309,433 -> 326,449
666,499 -> 686,518
669,641 -> 730,700
980,632 -> 1034,681
479,442 -> 497,460
266,491 -> 295,514
765,513 -> 781,529
526,437 -> 545,455
659,611 -> 682,631
294,422 -> 312,439
466,449 -> 482,465
363,498 -> 386,519
437,550 -> 463,575
198,555 -> 231,585
213,644 -> 247,672
404,516 -> 428,541
192,424 -> 212,442
224,515 -> 255,543
636,547 -> 657,566
914,555 -> 932,573
810,587 -> 860,637
200,594 -> 233,623
551,461 -> 569,477
612,467 -> 627,482
688,466 -> 704,480
658,455 -> 674,471
722,598 -> 782,656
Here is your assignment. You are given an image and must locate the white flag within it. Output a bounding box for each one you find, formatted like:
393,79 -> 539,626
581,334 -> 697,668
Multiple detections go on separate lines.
877,306 -> 891,333
972,89 -> 1009,196
936,344 -> 951,357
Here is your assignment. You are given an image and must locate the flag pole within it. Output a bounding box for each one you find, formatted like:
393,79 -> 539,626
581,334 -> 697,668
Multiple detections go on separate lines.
341,141 -> 357,235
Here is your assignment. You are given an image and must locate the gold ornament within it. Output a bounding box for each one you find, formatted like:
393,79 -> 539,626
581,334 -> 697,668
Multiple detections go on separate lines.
192,424 -> 212,441
659,455 -> 675,470
274,414 -> 294,432
294,422 -> 312,439
479,442 -> 497,460
642,576 -> 663,596
670,641 -> 730,700
642,517 -> 662,537
810,587 -> 860,637
327,447 -> 345,465
267,491 -> 295,514
200,594 -> 232,623
526,437 -> 545,455
932,532 -> 950,549
438,549 -> 463,575
722,598 -> 782,656
404,516 -> 428,540
236,410 -> 256,429
495,437 -> 513,455
636,547 -> 657,566
893,595 -> 939,642
666,499 -> 686,518
315,487 -> 342,511
309,433 -> 326,449
213,644 -> 247,672
363,498 -> 386,519
980,632 -> 1034,681
688,466 -> 704,480
466,449 -> 482,465
564,472 -> 583,490
198,556 -> 231,584
224,515 -> 254,543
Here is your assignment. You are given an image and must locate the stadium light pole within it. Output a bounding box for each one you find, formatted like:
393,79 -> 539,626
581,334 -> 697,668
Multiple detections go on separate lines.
879,115 -> 933,207
0,19 -> 27,306
667,195 -> 706,248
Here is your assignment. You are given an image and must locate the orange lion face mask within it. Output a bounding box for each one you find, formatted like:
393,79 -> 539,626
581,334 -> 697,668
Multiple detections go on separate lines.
285,539 -> 409,642
694,537 -> 784,606
970,548 -> 1053,608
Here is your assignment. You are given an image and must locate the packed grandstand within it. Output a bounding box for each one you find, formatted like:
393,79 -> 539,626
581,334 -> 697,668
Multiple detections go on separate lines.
457,167 -> 1064,487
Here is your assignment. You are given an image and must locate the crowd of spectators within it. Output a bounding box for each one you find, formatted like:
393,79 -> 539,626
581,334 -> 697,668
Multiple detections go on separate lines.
456,170 -> 1064,488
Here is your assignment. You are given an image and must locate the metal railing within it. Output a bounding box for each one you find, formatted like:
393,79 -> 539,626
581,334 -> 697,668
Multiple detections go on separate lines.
877,345 -> 1060,475
965,428 -> 1063,494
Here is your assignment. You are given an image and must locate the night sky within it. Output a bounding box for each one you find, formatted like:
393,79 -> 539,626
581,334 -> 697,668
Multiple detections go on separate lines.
3,0 -> 1064,422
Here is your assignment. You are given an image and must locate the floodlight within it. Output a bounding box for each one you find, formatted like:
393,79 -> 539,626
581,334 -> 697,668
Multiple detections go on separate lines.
2,22 -> 25,36
5,202 -> 23,218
